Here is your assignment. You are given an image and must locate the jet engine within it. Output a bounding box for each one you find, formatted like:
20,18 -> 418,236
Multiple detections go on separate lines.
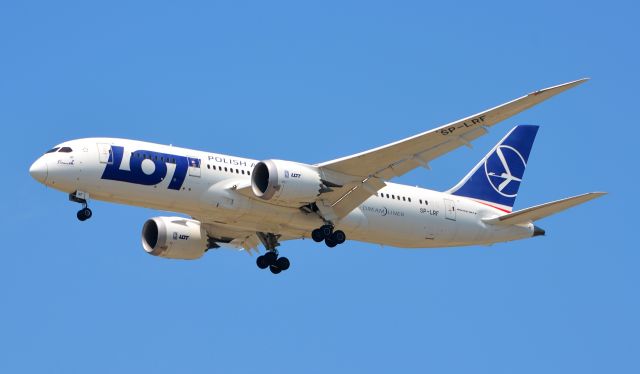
141,217 -> 208,260
251,159 -> 331,204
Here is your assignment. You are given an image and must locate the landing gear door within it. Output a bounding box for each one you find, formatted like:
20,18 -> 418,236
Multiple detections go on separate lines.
188,157 -> 201,177
97,143 -> 113,164
444,199 -> 456,221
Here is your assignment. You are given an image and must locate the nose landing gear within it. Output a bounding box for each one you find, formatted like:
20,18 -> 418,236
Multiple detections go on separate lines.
76,207 -> 92,221
311,224 -> 346,248
69,191 -> 92,221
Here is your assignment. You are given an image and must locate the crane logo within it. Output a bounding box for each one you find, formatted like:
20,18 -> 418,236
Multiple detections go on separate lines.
484,145 -> 527,197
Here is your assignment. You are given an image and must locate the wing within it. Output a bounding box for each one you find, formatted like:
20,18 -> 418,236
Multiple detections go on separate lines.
196,217 -> 303,255
315,78 -> 588,221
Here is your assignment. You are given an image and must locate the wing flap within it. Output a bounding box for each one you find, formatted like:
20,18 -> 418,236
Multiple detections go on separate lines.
482,192 -> 606,226
319,177 -> 387,220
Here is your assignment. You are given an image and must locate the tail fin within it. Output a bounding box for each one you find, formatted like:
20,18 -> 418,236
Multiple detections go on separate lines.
447,125 -> 539,212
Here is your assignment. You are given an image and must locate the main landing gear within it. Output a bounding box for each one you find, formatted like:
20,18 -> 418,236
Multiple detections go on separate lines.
69,191 -> 92,222
256,251 -> 290,274
255,232 -> 290,274
311,224 -> 346,248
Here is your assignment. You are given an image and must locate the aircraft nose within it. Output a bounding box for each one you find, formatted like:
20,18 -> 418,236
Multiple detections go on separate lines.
29,158 -> 48,183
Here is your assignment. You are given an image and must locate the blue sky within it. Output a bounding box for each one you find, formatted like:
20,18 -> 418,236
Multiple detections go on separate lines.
1,1 -> 638,373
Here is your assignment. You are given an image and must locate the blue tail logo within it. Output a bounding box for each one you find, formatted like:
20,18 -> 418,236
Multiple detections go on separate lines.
448,125 -> 539,210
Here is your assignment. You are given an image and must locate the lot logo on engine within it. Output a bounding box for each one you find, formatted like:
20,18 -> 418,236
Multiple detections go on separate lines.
171,232 -> 190,240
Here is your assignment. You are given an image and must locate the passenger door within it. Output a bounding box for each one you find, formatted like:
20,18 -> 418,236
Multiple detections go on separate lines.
188,157 -> 201,177
444,198 -> 456,221
97,143 -> 113,164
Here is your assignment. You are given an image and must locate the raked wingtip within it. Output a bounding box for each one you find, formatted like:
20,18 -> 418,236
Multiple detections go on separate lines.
531,77 -> 590,95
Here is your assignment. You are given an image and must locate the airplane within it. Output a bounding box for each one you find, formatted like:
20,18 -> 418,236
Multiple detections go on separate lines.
29,78 -> 605,274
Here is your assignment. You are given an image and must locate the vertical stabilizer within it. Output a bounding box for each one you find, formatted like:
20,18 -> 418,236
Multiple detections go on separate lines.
447,125 -> 539,212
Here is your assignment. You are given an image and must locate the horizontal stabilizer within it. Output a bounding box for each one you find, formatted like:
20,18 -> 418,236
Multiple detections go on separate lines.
483,192 -> 606,226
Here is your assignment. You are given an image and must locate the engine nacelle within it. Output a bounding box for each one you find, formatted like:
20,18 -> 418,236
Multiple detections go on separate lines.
141,217 -> 207,260
251,159 -> 324,204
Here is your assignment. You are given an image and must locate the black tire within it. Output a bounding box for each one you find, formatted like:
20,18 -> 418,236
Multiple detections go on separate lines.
311,229 -> 324,242
263,251 -> 278,266
77,210 -> 87,221
332,230 -> 346,244
276,257 -> 290,271
83,208 -> 92,219
256,255 -> 269,269
321,225 -> 333,238
325,237 -> 337,248
269,265 -> 282,274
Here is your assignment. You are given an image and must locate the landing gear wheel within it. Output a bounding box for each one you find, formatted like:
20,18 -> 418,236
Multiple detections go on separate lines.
256,255 -> 269,269
77,207 -> 92,221
257,252 -> 289,274
263,251 -> 278,266
311,229 -> 325,242
321,225 -> 333,238
276,257 -> 290,271
325,237 -> 338,248
332,230 -> 346,244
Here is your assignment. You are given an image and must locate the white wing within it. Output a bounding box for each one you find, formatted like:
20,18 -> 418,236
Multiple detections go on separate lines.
315,79 -> 588,220
194,216 -> 304,255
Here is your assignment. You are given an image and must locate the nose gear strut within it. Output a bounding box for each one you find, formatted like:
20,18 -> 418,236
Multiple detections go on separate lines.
69,191 -> 92,221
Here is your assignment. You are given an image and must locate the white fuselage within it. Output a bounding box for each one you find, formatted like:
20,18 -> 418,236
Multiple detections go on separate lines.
30,138 -> 534,248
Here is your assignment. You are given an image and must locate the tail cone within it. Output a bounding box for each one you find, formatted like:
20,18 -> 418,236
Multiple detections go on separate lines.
533,226 -> 546,237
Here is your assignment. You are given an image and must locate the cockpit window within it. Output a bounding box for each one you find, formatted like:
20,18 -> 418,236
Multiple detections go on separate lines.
58,147 -> 73,153
45,147 -> 60,154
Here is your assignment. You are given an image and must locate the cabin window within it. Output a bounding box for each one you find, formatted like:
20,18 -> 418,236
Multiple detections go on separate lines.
207,164 -> 210,169
224,167 -> 228,172
408,197 -> 411,202
402,196 -> 406,201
